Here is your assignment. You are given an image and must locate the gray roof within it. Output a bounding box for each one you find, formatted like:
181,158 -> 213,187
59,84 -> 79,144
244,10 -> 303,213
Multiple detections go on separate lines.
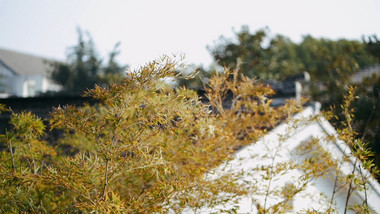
351,64 -> 380,83
0,48 -> 60,76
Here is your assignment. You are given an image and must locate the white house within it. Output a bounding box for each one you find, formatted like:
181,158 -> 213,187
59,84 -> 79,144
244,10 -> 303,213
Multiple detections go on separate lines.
0,48 -> 61,97
179,103 -> 380,213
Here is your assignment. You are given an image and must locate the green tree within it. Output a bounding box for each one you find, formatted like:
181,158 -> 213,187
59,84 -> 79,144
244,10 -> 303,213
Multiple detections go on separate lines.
208,26 -> 377,104
51,29 -> 127,94
294,36 -> 376,107
364,35 -> 380,61
350,35 -> 380,173
208,26 -> 302,80
209,26 -> 268,78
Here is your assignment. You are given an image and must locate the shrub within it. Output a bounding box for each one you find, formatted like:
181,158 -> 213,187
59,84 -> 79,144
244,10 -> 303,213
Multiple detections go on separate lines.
0,57 -> 377,213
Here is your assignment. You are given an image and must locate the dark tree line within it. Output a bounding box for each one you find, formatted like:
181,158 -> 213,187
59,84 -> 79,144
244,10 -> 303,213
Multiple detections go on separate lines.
51,29 -> 127,94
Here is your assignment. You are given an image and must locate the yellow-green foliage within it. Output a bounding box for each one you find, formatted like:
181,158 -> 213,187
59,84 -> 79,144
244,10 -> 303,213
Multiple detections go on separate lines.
0,57 -> 377,213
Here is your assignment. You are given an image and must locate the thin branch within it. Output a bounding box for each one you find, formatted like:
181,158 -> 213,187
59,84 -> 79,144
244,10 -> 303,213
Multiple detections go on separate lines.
28,142 -> 37,174
344,158 -> 358,214
8,139 -> 16,173
329,174 -> 339,210
263,146 -> 280,213
102,158 -> 110,199
359,165 -> 369,211
101,134 -> 117,200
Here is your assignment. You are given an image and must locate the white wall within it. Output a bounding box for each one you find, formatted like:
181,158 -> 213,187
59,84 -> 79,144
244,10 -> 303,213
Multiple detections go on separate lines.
0,63 -> 17,96
0,63 -> 61,97
41,75 -> 62,94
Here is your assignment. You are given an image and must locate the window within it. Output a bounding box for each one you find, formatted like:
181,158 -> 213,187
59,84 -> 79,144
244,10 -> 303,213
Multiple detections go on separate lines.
23,79 -> 36,97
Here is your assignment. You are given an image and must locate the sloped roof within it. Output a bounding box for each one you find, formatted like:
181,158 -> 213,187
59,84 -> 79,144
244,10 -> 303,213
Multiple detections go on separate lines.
0,48 -> 60,76
178,103 -> 380,213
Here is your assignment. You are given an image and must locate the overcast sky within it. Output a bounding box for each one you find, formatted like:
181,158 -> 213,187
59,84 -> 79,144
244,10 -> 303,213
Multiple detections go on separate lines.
1,0 -> 379,70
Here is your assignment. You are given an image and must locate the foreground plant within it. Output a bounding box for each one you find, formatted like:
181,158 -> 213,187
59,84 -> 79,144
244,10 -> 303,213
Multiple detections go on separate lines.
0,57 -> 377,213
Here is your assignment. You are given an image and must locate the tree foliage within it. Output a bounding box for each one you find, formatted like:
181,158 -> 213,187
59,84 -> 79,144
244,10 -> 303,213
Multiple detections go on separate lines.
0,58 -> 378,213
209,26 -> 302,80
349,36 -> 380,174
364,35 -> 380,61
297,35 -> 376,106
51,29 -> 127,94
207,26 -> 377,104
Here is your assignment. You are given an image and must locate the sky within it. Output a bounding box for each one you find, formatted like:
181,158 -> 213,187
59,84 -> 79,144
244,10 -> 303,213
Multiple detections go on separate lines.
0,0 -> 379,70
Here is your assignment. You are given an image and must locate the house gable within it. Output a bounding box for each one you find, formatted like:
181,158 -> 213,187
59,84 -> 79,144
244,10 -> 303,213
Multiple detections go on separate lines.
180,103 -> 380,213
0,48 -> 62,97
0,48 -> 57,76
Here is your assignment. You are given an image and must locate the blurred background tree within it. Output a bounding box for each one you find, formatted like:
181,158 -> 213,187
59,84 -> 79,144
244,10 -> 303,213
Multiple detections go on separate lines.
51,28 -> 127,94
190,26 -> 378,111
351,36 -> 380,169
206,26 -> 377,104
176,65 -> 217,90
208,26 -> 302,80
297,36 -> 376,106
364,35 -> 380,61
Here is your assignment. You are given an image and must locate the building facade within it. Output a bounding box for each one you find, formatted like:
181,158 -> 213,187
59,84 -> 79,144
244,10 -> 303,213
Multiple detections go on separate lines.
0,48 -> 61,97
